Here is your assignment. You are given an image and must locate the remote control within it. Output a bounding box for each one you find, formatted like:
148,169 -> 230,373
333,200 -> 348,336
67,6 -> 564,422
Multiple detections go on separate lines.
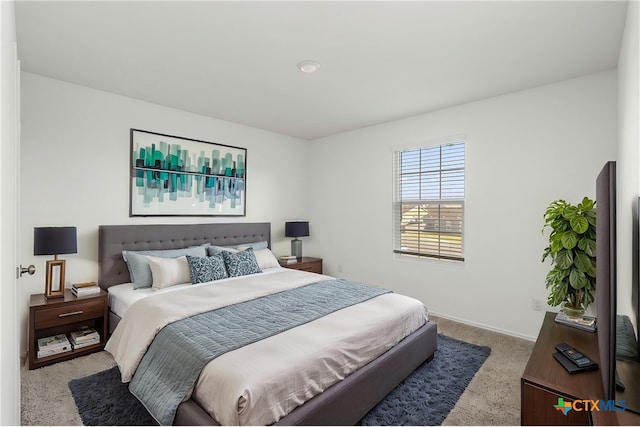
555,343 -> 595,368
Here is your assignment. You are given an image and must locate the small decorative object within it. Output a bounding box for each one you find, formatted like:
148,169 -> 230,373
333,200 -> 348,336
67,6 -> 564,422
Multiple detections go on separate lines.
34,226 -> 77,299
130,129 -> 247,217
554,310 -> 596,332
285,221 -> 310,259
542,197 -> 596,318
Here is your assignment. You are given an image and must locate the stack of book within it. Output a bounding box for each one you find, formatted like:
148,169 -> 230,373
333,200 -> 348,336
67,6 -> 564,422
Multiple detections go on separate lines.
69,326 -> 100,349
71,281 -> 100,297
555,310 -> 597,332
37,334 -> 71,358
279,255 -> 297,264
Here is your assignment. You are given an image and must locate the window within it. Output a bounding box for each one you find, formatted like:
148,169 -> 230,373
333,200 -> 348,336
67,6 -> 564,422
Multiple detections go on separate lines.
393,141 -> 465,261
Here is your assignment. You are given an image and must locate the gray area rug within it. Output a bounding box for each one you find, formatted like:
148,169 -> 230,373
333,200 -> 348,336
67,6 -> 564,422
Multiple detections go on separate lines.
69,334 -> 490,426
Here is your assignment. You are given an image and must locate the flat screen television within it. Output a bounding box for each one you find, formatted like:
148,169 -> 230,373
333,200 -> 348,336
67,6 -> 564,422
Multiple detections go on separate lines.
596,160 -> 640,414
596,160 -> 617,402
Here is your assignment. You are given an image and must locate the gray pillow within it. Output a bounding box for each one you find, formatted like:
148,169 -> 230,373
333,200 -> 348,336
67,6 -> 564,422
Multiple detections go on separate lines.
205,240 -> 268,256
234,240 -> 269,251
206,245 -> 238,256
123,246 -> 207,289
186,254 -> 228,284
222,248 -> 262,278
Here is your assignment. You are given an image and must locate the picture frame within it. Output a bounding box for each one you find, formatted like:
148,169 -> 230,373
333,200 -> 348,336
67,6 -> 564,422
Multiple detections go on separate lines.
44,259 -> 65,299
130,129 -> 247,217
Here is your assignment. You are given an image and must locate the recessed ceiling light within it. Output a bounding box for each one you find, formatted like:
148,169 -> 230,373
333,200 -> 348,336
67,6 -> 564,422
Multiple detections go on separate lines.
297,60 -> 321,74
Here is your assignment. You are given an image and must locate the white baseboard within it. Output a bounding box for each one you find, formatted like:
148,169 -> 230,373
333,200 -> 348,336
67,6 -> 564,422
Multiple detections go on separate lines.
429,310 -> 537,342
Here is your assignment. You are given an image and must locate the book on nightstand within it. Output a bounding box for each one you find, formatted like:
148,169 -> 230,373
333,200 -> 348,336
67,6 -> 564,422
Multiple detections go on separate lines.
69,326 -> 101,349
70,336 -> 100,349
71,282 -> 100,297
279,255 -> 297,264
69,326 -> 99,342
37,334 -> 71,358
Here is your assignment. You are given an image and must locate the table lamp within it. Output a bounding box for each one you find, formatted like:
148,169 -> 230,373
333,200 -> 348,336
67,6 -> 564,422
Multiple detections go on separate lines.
285,221 -> 309,259
34,226 -> 77,298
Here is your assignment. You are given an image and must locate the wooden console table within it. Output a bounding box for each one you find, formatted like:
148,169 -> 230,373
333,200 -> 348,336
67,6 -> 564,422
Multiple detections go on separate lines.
521,312 -> 640,425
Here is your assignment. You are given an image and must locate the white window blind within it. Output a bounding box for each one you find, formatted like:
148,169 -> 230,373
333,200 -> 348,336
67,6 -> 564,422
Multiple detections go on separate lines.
393,141 -> 465,261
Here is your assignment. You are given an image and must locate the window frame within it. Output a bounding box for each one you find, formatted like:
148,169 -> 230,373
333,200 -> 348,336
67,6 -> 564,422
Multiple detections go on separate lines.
392,140 -> 465,262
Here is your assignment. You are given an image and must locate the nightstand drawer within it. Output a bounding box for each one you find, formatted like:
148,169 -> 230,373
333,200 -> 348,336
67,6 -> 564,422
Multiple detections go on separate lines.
280,257 -> 323,274
34,300 -> 104,328
293,261 -> 322,273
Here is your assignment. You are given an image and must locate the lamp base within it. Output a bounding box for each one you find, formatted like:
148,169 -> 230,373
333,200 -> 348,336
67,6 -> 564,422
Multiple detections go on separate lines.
291,239 -> 302,259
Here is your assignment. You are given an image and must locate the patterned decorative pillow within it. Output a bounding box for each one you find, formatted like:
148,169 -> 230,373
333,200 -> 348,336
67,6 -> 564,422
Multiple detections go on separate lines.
186,254 -> 228,284
222,248 -> 262,278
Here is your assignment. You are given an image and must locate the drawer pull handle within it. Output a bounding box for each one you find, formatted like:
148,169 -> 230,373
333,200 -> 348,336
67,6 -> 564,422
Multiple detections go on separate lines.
58,310 -> 84,318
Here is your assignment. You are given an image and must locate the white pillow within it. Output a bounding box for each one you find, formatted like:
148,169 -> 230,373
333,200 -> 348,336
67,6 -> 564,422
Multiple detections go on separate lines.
146,255 -> 191,290
253,248 -> 280,270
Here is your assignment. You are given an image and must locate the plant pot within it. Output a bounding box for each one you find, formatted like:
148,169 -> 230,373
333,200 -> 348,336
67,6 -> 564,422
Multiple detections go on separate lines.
562,304 -> 585,319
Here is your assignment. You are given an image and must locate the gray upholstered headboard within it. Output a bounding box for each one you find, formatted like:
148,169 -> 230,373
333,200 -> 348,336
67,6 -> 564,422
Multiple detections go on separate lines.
98,222 -> 271,289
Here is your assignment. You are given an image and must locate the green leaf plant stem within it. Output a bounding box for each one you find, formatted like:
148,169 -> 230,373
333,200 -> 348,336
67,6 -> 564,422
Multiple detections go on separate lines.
542,197 -> 596,312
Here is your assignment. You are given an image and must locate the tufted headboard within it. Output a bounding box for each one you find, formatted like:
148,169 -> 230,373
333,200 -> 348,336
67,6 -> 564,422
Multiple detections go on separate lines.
98,222 -> 271,289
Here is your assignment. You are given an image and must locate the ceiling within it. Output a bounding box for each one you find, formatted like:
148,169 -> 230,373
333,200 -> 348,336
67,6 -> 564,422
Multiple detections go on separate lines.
15,1 -> 628,140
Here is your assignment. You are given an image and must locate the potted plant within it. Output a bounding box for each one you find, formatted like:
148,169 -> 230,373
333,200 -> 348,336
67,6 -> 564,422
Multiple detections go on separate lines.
542,197 -> 596,317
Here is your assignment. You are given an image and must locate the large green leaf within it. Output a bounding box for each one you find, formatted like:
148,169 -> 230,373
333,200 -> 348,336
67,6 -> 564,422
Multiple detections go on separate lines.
551,218 -> 569,232
584,259 -> 596,278
551,238 -> 564,253
546,276 -> 569,306
555,249 -> 573,270
545,267 -> 569,288
570,215 -> 589,234
563,206 -> 578,220
545,269 -> 559,288
545,202 -> 565,219
561,230 -> 579,249
574,251 -> 594,274
569,269 -> 587,289
577,237 -> 596,257
578,197 -> 595,211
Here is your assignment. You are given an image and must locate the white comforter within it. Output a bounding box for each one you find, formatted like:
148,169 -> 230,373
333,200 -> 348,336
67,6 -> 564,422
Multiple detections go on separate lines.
105,269 -> 427,426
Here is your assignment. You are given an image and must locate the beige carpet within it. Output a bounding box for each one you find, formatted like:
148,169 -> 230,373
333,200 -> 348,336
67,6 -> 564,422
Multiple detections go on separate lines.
20,315 -> 534,426
432,316 -> 534,426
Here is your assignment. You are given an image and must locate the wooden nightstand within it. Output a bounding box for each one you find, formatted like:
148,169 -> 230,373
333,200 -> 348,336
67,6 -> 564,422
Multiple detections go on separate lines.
28,289 -> 108,370
279,257 -> 323,274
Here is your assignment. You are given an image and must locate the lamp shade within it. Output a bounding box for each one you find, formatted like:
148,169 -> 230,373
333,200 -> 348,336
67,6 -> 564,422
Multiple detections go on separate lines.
34,227 -> 78,256
285,221 -> 309,238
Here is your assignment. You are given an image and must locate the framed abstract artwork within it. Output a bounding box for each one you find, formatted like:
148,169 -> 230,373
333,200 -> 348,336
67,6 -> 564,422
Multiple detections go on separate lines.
130,129 -> 247,216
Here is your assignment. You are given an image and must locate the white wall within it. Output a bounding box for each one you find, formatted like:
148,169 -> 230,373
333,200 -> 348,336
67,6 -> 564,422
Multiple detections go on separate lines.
19,72 -> 310,353
307,71 -> 617,340
617,1 -> 640,329
1,1 -> 21,424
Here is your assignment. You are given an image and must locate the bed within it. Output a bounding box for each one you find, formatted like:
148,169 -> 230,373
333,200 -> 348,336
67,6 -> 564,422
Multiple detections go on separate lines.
99,222 -> 438,426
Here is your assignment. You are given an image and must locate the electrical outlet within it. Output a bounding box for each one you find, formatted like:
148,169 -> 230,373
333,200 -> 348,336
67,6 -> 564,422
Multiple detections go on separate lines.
532,298 -> 543,312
